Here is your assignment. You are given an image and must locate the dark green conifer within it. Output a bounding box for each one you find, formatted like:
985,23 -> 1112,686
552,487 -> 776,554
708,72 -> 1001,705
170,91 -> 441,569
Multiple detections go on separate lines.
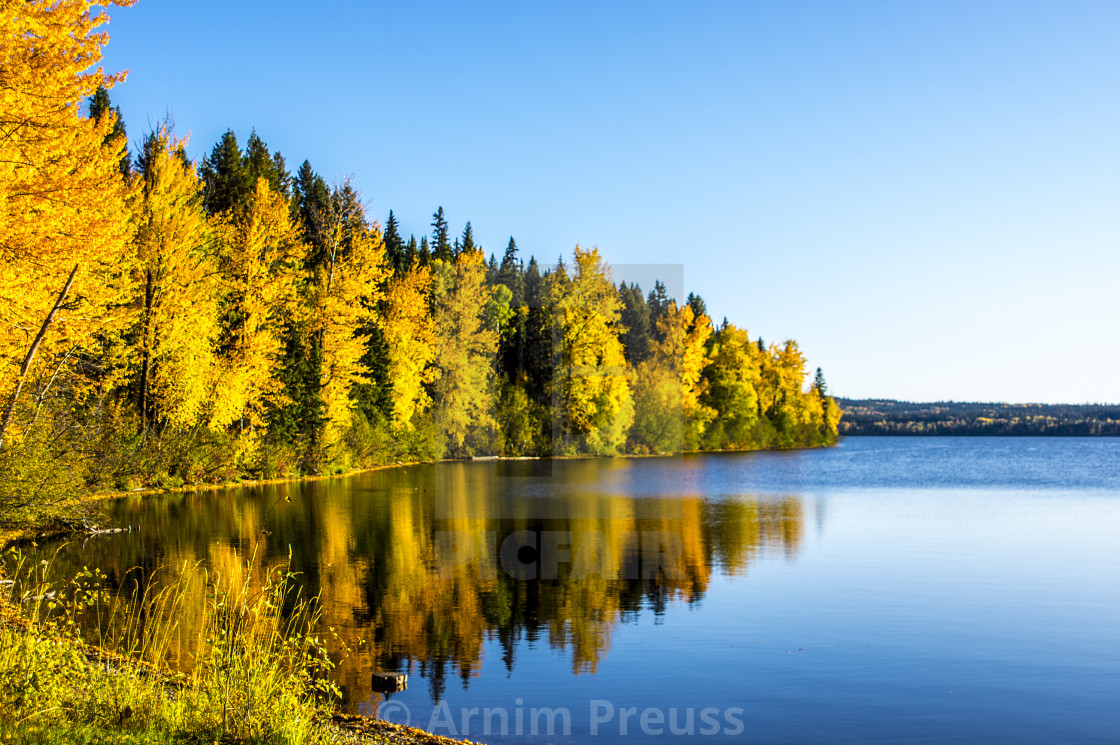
431,207 -> 452,262
87,85 -> 131,176
200,130 -> 250,215
383,210 -> 404,272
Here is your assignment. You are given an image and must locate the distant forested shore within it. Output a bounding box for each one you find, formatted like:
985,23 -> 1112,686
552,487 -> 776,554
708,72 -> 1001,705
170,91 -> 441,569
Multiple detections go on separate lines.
838,399 -> 1120,436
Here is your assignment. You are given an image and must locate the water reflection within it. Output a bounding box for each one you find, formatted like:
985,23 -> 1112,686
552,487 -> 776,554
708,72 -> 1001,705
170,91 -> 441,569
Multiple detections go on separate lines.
23,459 -> 803,710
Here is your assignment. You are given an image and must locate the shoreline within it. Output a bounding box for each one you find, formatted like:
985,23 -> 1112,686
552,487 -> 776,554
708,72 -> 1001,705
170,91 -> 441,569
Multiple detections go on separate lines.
1,442 -> 835,549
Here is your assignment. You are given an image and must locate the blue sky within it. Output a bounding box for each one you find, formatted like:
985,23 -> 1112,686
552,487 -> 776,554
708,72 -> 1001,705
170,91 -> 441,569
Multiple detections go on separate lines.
97,1 -> 1120,403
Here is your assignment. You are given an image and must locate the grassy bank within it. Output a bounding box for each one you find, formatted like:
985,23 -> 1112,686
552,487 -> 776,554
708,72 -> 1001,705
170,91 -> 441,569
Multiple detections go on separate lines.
0,549 -> 466,745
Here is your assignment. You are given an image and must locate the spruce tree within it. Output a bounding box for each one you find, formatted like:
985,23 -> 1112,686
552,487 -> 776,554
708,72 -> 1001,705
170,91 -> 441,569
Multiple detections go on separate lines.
431,206 -> 452,262
293,160 -> 331,267
686,292 -> 708,325
403,235 -> 418,270
244,130 -> 290,198
87,85 -> 131,176
813,367 -> 828,396
647,280 -> 671,341
419,236 -> 431,266
383,210 -> 404,272
460,221 -> 476,253
619,282 -> 652,364
199,130 -> 250,215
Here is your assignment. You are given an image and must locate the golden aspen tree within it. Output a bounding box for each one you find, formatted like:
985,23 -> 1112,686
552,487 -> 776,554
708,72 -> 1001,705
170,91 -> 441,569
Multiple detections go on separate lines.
430,250 -> 499,454
131,126 -> 220,430
549,246 -> 633,454
382,266 -> 435,428
310,212 -> 388,450
701,323 -> 763,448
643,302 -> 715,449
209,179 -> 302,431
0,0 -> 135,445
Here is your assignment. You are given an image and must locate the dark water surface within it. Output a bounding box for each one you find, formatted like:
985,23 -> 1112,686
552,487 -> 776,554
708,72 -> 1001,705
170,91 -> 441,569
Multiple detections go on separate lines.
24,438 -> 1120,743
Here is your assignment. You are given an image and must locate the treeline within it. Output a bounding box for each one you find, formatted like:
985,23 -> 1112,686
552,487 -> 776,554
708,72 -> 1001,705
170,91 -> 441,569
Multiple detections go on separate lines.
838,399 -> 1120,436
0,1 -> 839,520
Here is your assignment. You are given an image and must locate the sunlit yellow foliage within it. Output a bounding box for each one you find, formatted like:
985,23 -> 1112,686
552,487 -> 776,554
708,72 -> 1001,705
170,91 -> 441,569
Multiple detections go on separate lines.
210,179 -> 303,430
0,0 -> 135,419
634,302 -> 715,450
311,222 -> 387,449
702,322 -> 763,447
549,246 -> 633,454
131,127 -> 220,429
430,250 -> 499,453
382,267 -> 435,428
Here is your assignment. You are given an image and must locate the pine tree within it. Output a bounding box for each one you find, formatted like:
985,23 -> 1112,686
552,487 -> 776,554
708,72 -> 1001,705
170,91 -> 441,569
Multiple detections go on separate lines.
460,221 -> 476,254
383,210 -> 404,273
431,207 -> 452,262
200,130 -> 251,216
419,236 -> 432,266
293,160 -> 331,267
686,292 -> 708,326
403,235 -> 418,270
647,280 -> 671,341
244,130 -> 290,198
813,367 -> 828,396
619,282 -> 652,364
87,85 -> 131,176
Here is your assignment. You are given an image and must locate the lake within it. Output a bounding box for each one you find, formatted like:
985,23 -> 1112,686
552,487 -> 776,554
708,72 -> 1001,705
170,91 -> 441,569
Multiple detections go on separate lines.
21,437 -> 1120,743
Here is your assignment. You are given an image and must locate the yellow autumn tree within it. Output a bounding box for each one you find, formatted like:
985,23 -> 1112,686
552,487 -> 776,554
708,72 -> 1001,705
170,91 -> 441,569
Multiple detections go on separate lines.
549,246 -> 633,454
430,250 -> 499,454
309,197 -> 388,452
209,179 -> 302,431
131,126 -> 220,431
382,266 -> 435,428
0,0 -> 135,446
700,322 -> 763,449
632,301 -> 715,452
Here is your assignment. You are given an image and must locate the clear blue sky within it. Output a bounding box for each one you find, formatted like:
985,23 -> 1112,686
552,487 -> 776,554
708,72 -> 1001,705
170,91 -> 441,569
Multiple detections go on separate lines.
97,0 -> 1120,404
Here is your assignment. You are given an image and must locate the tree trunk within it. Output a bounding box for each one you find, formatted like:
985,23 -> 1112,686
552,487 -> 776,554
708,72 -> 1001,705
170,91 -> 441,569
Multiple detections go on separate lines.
138,269 -> 154,434
0,264 -> 80,450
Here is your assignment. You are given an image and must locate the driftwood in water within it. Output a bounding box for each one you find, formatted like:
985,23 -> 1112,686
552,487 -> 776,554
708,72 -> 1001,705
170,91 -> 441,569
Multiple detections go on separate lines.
371,672 -> 407,692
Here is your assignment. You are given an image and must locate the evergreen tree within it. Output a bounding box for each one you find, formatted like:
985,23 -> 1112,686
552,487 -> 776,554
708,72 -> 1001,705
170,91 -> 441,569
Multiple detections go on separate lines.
813,367 -> 828,396
647,280 -> 671,341
431,206 -> 452,262
199,130 -> 250,215
403,235 -> 418,270
383,210 -> 404,272
418,236 -> 431,266
619,282 -> 652,364
244,130 -> 290,198
87,85 -> 131,176
686,292 -> 708,326
460,221 -> 476,254
293,160 -> 331,267
498,238 -> 524,306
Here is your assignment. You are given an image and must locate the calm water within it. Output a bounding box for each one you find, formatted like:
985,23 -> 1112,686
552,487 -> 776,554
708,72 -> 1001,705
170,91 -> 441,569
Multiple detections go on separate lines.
23,437 -> 1120,743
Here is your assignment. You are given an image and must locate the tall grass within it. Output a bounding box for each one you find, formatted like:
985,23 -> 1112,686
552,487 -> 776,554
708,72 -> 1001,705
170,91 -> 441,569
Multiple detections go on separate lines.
0,548 -> 342,744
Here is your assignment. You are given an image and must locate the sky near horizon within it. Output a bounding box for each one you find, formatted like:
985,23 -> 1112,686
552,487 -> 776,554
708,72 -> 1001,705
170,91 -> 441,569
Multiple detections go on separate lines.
96,0 -> 1119,404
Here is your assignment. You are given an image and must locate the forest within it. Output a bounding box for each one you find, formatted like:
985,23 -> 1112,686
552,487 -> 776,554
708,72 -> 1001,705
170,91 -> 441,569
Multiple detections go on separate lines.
838,399 -> 1120,436
0,0 -> 840,528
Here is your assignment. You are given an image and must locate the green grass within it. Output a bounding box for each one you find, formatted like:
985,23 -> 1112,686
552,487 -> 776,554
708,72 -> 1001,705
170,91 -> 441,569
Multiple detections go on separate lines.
0,550 -> 342,745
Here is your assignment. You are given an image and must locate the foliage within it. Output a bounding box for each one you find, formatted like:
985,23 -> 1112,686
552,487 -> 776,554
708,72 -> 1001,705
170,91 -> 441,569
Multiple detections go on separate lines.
0,550 -> 339,744
0,0 -> 841,527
